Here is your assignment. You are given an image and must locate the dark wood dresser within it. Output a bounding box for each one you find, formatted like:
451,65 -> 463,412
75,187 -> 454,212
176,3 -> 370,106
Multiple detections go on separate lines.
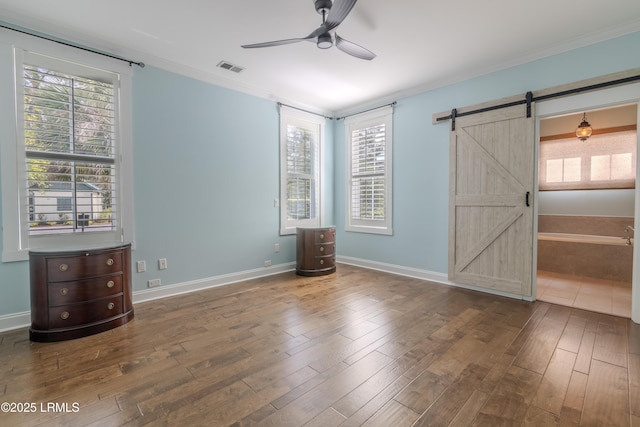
296,227 -> 336,276
29,244 -> 134,342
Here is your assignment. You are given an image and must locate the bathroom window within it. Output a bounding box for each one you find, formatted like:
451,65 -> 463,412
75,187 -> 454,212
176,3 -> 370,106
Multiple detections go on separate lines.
539,130 -> 636,191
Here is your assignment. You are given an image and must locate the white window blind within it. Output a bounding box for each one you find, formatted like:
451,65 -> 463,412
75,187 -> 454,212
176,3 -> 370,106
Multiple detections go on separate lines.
23,62 -> 118,236
1,39 -> 133,261
280,106 -> 323,234
345,106 -> 393,234
539,130 -> 636,191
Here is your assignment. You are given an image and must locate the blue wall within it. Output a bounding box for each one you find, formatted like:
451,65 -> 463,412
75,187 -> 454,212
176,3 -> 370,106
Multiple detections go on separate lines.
1,29 -> 639,322
334,31 -> 640,273
131,67 -> 294,287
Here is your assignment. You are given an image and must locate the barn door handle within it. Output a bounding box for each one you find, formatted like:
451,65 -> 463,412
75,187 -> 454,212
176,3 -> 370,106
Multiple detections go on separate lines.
525,191 -> 530,207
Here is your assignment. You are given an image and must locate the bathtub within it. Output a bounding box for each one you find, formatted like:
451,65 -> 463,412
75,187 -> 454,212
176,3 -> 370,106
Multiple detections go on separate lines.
537,232 -> 632,246
537,232 -> 633,282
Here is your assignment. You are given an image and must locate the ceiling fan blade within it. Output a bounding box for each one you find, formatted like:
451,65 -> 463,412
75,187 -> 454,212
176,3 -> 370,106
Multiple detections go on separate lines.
325,0 -> 358,31
306,25 -> 328,40
335,33 -> 376,60
242,37 -> 309,49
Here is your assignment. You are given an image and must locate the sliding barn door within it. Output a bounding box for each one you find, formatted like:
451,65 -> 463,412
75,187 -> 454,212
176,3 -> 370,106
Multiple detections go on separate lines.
449,104 -> 535,297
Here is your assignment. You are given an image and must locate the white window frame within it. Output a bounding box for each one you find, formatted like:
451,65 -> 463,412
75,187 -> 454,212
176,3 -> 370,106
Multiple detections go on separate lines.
279,106 -> 324,235
345,106 -> 393,235
0,32 -> 134,262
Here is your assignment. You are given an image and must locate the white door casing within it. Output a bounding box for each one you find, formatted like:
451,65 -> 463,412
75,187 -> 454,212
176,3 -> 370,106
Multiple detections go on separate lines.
536,82 -> 640,324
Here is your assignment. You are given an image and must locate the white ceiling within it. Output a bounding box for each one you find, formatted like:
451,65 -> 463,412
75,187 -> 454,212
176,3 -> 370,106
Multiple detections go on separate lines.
1,0 -> 639,114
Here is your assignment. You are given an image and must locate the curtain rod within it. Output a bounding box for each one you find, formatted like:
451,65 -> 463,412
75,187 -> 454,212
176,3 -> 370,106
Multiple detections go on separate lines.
277,102 -> 333,120
336,101 -> 397,120
0,24 -> 145,68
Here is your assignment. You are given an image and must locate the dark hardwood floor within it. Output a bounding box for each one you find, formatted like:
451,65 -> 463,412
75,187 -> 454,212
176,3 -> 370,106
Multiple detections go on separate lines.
1,264 -> 638,426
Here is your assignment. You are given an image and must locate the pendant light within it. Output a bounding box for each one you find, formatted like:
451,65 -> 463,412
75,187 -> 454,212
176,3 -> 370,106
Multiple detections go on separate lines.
576,112 -> 593,141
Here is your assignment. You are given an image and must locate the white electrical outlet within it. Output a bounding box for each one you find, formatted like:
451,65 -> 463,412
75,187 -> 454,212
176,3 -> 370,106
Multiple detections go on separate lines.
136,260 -> 146,273
148,278 -> 161,288
264,260 -> 272,267
274,243 -> 280,253
158,258 -> 167,270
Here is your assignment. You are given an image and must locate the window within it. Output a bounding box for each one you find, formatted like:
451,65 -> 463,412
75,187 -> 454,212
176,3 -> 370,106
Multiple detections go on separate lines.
56,197 -> 72,212
1,37 -> 133,261
280,106 -> 324,234
539,130 -> 636,191
23,58 -> 119,236
345,106 -> 393,234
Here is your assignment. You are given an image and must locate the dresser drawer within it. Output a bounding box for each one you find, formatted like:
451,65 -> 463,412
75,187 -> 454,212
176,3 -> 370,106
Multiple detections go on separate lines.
314,254 -> 335,269
316,242 -> 335,256
48,275 -> 123,306
47,250 -> 123,282
314,229 -> 335,243
48,296 -> 123,329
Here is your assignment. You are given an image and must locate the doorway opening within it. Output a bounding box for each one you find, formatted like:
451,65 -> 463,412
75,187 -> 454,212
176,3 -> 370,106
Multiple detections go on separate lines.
536,104 -> 637,317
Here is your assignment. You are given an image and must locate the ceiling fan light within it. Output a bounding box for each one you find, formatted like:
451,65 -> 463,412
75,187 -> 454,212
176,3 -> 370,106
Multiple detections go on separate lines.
317,33 -> 333,49
576,112 -> 593,141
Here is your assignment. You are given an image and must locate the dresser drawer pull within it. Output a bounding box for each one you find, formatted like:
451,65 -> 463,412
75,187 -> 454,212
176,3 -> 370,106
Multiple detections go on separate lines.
106,280 -> 115,288
60,311 -> 70,320
107,302 -> 115,310
320,259 -> 324,265
60,288 -> 68,296
319,233 -> 324,240
320,246 -> 324,252
106,258 -> 114,266
59,263 -> 69,272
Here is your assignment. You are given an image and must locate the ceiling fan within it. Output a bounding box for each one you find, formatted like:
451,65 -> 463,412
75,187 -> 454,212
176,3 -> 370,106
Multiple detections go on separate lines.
241,0 -> 376,60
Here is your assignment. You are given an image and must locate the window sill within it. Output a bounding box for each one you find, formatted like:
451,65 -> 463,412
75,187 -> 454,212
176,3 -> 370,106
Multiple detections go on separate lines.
345,225 -> 393,236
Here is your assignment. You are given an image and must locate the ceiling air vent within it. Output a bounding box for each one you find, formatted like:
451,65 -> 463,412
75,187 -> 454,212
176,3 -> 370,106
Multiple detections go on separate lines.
217,60 -> 244,73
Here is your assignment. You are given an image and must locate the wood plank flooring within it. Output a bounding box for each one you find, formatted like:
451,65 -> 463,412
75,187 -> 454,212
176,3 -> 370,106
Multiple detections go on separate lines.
0,264 -> 638,426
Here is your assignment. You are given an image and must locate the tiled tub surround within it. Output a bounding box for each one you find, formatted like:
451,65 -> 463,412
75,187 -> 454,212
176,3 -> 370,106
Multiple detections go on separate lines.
537,215 -> 633,282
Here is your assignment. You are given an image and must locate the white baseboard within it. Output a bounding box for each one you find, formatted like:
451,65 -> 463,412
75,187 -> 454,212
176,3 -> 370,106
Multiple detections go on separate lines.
337,255 -> 527,300
0,311 -> 30,334
132,262 -> 296,304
